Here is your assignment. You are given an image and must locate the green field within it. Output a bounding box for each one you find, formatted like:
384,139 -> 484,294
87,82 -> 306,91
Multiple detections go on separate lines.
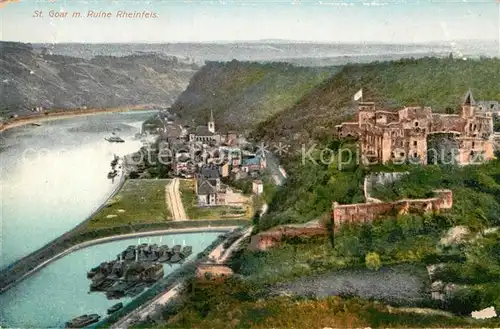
179,179 -> 251,220
87,179 -> 172,229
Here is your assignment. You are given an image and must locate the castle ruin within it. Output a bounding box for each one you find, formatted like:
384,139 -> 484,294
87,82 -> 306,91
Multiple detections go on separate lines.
335,91 -> 495,165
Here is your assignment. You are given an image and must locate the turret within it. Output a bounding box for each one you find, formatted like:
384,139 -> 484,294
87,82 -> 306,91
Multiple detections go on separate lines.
461,90 -> 475,118
208,110 -> 215,133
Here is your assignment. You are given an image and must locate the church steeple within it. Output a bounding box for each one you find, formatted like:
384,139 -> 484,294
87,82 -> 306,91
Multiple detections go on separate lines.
208,109 -> 215,133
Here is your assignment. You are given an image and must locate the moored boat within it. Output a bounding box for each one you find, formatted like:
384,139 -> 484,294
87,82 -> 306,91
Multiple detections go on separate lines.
169,253 -> 182,264
180,246 -> 192,259
105,132 -> 125,143
107,302 -> 123,314
172,245 -> 181,253
65,314 -> 100,328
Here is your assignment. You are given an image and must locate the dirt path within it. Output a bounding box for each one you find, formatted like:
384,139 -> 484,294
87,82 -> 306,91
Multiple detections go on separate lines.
166,178 -> 187,221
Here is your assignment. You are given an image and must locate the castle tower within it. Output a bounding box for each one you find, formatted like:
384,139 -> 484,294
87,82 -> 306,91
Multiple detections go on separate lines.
461,90 -> 475,118
208,110 -> 215,133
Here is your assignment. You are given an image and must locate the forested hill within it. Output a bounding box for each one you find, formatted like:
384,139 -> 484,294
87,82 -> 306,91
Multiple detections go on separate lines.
0,42 -> 199,115
253,57 -> 500,148
168,60 -> 336,131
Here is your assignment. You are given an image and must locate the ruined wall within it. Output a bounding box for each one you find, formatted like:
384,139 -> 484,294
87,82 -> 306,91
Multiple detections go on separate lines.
336,122 -> 360,138
249,220 -> 326,251
196,264 -> 233,280
332,189 -> 453,229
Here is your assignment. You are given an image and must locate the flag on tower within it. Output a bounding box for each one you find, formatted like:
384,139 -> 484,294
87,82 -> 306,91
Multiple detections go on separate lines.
353,89 -> 363,102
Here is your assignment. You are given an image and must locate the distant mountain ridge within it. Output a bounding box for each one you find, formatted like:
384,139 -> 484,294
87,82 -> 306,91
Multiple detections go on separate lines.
254,56 -> 500,149
168,60 -> 337,131
0,42 -> 199,115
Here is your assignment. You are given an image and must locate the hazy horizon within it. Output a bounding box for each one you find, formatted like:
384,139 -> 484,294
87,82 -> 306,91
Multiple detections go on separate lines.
1,39 -> 497,45
1,0 -> 498,44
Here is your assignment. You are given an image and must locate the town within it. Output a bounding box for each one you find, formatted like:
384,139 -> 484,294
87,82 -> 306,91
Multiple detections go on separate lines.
126,109 -> 268,214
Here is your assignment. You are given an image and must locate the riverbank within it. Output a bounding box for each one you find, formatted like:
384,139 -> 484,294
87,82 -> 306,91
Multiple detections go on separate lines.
0,104 -> 160,133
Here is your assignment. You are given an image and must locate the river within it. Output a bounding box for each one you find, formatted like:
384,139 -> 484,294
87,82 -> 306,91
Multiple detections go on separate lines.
0,111 -> 155,269
0,231 -> 222,328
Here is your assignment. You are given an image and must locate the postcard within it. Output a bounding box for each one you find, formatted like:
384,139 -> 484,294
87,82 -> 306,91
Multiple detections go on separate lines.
0,0 -> 499,328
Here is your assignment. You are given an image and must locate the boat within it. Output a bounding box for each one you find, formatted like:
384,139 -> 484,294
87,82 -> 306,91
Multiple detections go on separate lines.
111,156 -> 119,167
107,170 -> 118,179
180,246 -> 193,259
87,265 -> 101,279
169,253 -> 182,264
107,302 -> 123,314
157,253 -> 171,263
172,245 -> 182,253
65,314 -> 100,328
126,282 -> 147,297
105,132 -> 125,143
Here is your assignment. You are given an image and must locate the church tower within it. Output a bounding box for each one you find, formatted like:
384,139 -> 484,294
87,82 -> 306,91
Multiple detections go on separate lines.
208,110 -> 215,133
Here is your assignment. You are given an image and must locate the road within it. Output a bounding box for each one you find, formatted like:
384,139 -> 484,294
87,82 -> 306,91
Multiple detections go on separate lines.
111,283 -> 184,329
166,178 -> 187,220
208,226 -> 253,264
264,151 -> 286,186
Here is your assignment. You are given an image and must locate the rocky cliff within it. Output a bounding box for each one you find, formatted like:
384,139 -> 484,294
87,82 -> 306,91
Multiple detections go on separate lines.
0,42 -> 199,115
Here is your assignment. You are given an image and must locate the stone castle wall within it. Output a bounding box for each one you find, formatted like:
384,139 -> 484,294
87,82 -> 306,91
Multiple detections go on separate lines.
332,189 -> 453,229
249,220 -> 326,251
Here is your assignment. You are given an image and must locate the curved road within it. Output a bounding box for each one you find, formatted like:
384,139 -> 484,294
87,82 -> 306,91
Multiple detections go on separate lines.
264,151 -> 286,186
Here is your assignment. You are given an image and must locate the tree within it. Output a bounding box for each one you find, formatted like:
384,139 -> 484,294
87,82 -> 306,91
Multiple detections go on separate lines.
365,252 -> 381,271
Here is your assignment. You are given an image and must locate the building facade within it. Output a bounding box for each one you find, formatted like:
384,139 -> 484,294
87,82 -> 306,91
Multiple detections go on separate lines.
335,91 -> 495,165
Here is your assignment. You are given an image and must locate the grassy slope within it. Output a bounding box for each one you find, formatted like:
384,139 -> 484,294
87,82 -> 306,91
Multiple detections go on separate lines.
254,57 -> 500,147
169,60 -> 336,130
155,278 -> 499,329
88,179 -> 171,229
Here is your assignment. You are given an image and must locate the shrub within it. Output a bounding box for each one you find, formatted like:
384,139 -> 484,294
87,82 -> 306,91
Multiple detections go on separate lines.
365,252 -> 381,271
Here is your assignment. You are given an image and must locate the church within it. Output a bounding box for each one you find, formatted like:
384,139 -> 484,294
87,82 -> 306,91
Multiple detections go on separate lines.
188,110 -> 221,144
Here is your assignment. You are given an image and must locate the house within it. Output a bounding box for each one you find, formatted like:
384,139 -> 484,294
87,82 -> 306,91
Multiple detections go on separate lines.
194,164 -> 224,206
199,165 -> 221,189
220,132 -> 239,146
241,155 -> 265,173
220,162 -> 230,177
252,180 -> 264,195
196,178 -> 218,206
232,167 -> 248,180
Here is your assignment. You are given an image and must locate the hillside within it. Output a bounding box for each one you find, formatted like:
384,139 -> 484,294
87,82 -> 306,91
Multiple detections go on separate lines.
168,60 -> 336,130
254,57 -> 500,148
0,42 -> 199,115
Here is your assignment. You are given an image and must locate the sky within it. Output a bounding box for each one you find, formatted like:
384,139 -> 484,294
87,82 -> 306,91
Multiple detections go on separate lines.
0,0 -> 499,43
